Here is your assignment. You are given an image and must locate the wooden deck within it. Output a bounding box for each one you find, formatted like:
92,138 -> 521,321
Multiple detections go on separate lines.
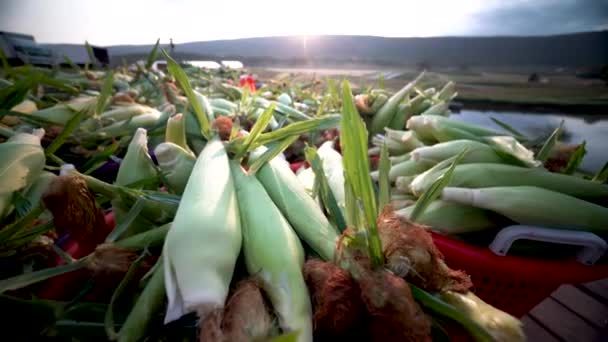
523,278 -> 608,341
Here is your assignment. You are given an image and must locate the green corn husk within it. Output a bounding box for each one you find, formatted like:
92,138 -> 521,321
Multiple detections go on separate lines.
410,89 -> 435,114
97,104 -> 153,124
384,128 -> 424,152
483,136 -> 539,167
371,158 -> 435,182
22,171 -> 57,219
317,141 -> 346,214
395,176 -> 417,193
388,102 -> 413,130
410,140 -> 503,164
430,163 -> 608,199
113,128 -> 158,237
230,161 -> 312,342
252,108 -> 279,130
194,91 -> 215,122
277,93 -> 292,105
390,153 -> 412,164
440,291 -> 524,342
412,99 -> 433,115
369,93 -> 388,113
30,96 -> 96,125
165,113 -> 194,155
210,106 -> 232,117
155,142 -> 196,195
435,81 -> 457,102
407,115 -> 506,144
118,261 -> 166,342
421,101 -> 449,116
390,197 -> 416,210
371,135 -> 410,155
209,98 -> 238,112
274,101 -> 312,121
0,129 -> 45,219
396,200 -> 498,234
163,138 -> 241,323
116,128 -> 157,189
442,186 -> 608,231
370,72 -> 424,135
250,147 -> 339,262
86,109 -> 167,140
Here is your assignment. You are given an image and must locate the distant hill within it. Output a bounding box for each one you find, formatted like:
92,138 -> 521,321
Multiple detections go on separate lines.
51,31 -> 608,67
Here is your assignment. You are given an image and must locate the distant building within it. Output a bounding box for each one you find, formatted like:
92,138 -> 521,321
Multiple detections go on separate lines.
0,31 -> 54,66
221,60 -> 244,69
49,44 -> 110,67
185,61 -> 221,69
152,60 -> 226,71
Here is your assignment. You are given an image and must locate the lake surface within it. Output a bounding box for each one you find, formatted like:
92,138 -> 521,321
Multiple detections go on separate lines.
452,110 -> 608,173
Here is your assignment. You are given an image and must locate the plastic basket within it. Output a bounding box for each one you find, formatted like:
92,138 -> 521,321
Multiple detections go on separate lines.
432,232 -> 608,317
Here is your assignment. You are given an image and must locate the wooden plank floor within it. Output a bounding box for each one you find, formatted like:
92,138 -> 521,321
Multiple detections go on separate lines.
523,278 -> 608,342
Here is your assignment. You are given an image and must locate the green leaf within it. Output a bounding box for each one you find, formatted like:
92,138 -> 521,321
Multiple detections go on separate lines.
63,55 -> 81,72
0,220 -> 54,254
47,153 -> 67,166
344,181 -> 358,228
536,120 -> 564,162
305,146 -> 347,233
410,285 -> 494,342
145,39 -> 161,70
84,41 -> 96,69
267,331 -> 300,342
96,71 -> 114,115
254,114 -> 340,148
377,143 -> 391,213
105,250 -> 148,340
237,103 -> 276,158
0,203 -> 45,242
12,192 -> 32,218
82,139 -> 124,175
247,136 -> 298,175
563,141 -> 586,175
162,50 -> 210,139
0,257 -> 89,293
378,73 -> 385,89
105,198 -> 146,243
340,80 -> 383,267
592,161 -> 608,183
0,74 -> 38,110
0,48 -> 12,76
0,109 -> 56,127
490,117 -> 527,140
38,75 -> 79,94
45,110 -> 86,156
410,148 -> 466,222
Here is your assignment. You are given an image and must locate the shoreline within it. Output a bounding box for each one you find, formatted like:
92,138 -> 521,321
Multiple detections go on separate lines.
455,99 -> 608,116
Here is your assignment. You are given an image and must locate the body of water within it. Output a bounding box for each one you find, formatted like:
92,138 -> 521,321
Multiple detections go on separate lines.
453,110 -> 608,173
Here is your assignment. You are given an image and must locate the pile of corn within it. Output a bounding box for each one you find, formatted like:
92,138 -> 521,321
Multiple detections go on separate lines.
359,74 -> 608,239
0,48 -> 605,342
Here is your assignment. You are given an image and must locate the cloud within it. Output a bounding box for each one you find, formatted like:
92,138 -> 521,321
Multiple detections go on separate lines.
0,0 -> 606,44
470,0 -> 608,35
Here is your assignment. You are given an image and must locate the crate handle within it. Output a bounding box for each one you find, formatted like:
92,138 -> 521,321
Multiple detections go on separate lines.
489,225 -> 607,265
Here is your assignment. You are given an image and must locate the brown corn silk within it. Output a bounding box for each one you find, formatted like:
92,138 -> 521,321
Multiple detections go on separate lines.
355,263 -> 432,342
303,259 -> 366,340
42,174 -> 109,252
199,279 -> 275,342
212,116 -> 233,141
377,207 -> 471,293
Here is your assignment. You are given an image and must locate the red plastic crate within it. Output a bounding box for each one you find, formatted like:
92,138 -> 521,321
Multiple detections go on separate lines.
432,232 -> 608,317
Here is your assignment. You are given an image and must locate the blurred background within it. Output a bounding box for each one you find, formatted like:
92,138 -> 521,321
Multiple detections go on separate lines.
1,0 -> 607,171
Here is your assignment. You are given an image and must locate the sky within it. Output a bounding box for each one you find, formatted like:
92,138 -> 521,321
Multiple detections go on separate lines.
0,0 -> 607,45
